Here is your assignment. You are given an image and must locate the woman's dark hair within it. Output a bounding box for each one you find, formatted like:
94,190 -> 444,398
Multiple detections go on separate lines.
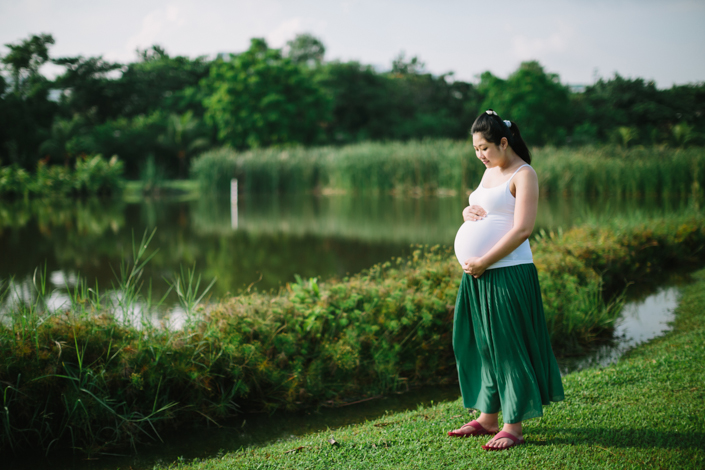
470,109 -> 532,164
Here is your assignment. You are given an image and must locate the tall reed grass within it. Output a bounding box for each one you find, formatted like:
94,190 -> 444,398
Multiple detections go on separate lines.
0,231 -> 215,455
191,141 -> 705,199
191,141 -> 475,195
2,215 -> 704,455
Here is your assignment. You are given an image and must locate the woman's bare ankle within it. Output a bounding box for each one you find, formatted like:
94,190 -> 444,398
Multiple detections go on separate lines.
476,412 -> 500,431
501,422 -> 523,438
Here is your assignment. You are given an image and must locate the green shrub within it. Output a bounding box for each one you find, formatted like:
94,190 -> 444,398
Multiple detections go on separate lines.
0,155 -> 124,198
0,165 -> 31,197
73,155 -> 124,195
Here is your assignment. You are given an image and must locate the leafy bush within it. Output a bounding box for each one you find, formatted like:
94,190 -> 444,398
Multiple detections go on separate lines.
0,155 -> 124,198
73,155 -> 124,195
0,165 -> 32,197
86,113 -> 166,178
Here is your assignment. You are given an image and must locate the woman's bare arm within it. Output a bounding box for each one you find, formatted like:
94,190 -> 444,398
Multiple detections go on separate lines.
462,167 -> 538,277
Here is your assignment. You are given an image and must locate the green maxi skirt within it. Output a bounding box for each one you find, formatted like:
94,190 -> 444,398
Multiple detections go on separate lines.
453,263 -> 564,423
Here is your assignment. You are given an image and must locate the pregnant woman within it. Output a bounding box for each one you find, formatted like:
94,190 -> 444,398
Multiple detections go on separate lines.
448,110 -> 564,451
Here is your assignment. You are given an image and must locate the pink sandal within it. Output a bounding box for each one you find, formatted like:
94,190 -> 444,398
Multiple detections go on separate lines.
447,420 -> 495,437
481,431 -> 525,451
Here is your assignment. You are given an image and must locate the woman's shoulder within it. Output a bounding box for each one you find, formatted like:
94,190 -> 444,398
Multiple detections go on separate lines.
515,164 -> 536,179
510,164 -> 538,195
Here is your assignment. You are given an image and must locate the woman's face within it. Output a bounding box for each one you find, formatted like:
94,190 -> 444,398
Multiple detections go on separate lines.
472,133 -> 505,168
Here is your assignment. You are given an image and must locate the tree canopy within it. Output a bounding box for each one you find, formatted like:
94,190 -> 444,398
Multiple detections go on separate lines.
1,31 -> 703,176
203,38 -> 331,149
479,61 -> 571,146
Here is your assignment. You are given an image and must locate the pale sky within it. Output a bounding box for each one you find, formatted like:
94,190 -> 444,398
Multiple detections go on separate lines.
1,0 -> 704,88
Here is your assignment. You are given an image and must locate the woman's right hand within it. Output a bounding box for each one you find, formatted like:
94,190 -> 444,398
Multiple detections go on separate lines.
463,205 -> 487,222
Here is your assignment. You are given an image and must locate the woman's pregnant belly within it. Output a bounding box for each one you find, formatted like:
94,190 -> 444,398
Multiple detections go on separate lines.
454,215 -> 513,266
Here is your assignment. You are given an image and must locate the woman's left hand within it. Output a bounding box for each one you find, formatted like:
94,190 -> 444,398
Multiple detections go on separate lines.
462,257 -> 488,278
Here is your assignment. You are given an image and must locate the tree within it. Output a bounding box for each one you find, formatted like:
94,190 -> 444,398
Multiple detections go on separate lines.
285,33 -> 326,67
2,33 -> 54,96
53,46 -> 212,123
576,76 -> 705,145
391,52 -> 426,76
478,61 -> 571,146
664,84 -> 705,130
38,115 -> 93,164
202,38 -> 331,149
0,33 -> 58,166
315,61 -> 393,141
158,111 -> 210,177
315,56 -> 481,143
85,112 -> 167,178
385,54 -> 481,140
117,46 -> 212,117
52,55 -> 123,122
579,75 -> 670,143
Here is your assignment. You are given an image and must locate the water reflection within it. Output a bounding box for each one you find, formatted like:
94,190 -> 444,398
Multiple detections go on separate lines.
0,274 -> 180,330
558,285 -> 679,374
193,193 -> 697,244
0,193 -> 698,311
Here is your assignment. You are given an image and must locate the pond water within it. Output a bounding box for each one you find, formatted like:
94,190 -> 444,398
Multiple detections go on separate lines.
557,283 -> 681,374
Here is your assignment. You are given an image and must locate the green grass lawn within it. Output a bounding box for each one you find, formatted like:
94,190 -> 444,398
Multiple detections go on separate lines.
157,268 -> 705,470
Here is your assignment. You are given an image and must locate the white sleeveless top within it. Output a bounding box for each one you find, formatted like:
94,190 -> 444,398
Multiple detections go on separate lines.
453,164 -> 534,269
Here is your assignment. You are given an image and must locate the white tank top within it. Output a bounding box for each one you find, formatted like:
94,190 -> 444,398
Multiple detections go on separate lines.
453,164 -> 534,269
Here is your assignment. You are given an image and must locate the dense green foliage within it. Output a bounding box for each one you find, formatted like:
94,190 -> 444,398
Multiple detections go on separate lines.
191,141 -> 705,199
0,155 -> 123,197
0,34 -> 58,169
159,268 -> 705,469
1,216 -> 704,454
478,62 -> 571,145
2,33 -> 704,179
203,39 -> 331,149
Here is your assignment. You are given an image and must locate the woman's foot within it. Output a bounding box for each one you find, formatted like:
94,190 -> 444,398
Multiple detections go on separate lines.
482,423 -> 523,450
448,412 -> 499,436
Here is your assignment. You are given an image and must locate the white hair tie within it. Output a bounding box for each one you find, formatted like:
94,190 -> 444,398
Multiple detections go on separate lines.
485,109 -> 497,116
504,120 -> 511,128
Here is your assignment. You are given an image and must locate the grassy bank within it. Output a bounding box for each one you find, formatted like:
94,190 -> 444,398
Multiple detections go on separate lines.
1,216 -> 704,455
158,267 -> 705,470
191,141 -> 705,199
